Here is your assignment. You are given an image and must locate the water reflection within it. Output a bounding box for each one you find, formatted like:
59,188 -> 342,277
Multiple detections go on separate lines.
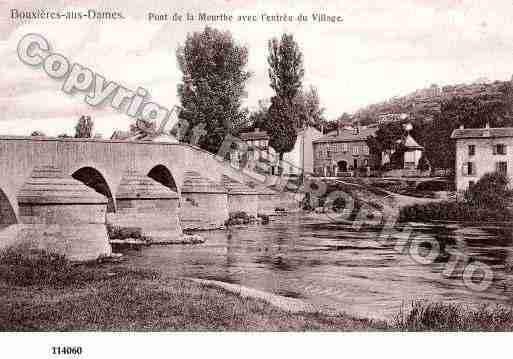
3,216 -> 513,319
122,215 -> 513,319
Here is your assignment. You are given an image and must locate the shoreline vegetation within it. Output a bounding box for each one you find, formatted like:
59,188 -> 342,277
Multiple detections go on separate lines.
2,247 -> 513,331
398,172 -> 513,223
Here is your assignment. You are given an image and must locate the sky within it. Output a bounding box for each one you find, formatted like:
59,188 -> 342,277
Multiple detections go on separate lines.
1,0 -> 513,137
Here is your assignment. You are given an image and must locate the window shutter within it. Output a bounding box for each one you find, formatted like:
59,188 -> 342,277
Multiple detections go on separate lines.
493,145 -> 497,155
462,163 -> 468,175
505,145 -> 508,155
472,163 -> 476,175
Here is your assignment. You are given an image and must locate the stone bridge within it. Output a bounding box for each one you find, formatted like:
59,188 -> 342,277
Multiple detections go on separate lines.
0,136 -> 298,260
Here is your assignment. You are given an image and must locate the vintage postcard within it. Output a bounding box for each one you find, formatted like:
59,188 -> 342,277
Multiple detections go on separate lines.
1,0 -> 512,356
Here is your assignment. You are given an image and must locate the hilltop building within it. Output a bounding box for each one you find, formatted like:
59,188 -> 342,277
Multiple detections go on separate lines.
451,124 -> 513,190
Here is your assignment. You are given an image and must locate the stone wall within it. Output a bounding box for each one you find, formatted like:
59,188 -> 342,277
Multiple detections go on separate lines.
180,193 -> 228,230
227,194 -> 258,217
16,203 -> 111,261
107,198 -> 182,243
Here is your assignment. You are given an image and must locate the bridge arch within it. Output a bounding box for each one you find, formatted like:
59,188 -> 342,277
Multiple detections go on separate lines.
147,164 -> 179,193
0,187 -> 17,226
71,166 -> 116,212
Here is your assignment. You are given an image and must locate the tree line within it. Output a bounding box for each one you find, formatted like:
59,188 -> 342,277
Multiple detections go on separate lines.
32,27 -> 329,161
367,82 -> 513,170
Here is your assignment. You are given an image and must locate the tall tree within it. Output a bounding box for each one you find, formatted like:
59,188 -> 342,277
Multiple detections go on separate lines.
266,33 -> 304,160
266,96 -> 298,159
293,85 -> 325,130
268,34 -> 304,101
176,26 -> 251,153
129,118 -> 157,140
74,115 -> 93,138
248,99 -> 270,131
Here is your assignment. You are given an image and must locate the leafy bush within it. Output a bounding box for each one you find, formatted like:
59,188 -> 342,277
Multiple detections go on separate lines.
464,171 -> 512,210
225,211 -> 254,226
400,172 -> 513,222
417,154 -> 431,171
107,224 -> 147,240
399,200 -> 511,222
257,213 -> 270,224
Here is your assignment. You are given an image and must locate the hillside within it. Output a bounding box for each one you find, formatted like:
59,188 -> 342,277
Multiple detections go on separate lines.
353,78 -> 512,125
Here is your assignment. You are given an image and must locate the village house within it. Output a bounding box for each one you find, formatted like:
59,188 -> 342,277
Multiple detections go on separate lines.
389,133 -> 424,170
451,124 -> 513,191
312,127 -> 376,177
233,126 -> 323,177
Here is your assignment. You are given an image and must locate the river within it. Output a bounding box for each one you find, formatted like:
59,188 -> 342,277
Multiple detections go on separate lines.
2,214 -> 513,320
117,214 -> 513,320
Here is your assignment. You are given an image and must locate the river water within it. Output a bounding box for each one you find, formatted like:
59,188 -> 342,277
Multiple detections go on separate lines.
121,214 -> 513,320
2,214 -> 513,320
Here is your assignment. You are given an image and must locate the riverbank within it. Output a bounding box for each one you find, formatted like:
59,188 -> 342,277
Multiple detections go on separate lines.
2,248 -> 513,331
0,249 -> 385,331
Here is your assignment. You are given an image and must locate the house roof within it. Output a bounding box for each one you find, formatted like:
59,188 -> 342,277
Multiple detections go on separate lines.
451,127 -> 513,139
240,130 -> 269,141
402,134 -> 424,149
313,127 -> 377,144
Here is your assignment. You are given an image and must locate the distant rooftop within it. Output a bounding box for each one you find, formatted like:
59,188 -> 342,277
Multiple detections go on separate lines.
314,127 -> 377,143
451,127 -> 513,139
240,128 -> 269,141
401,134 -> 423,149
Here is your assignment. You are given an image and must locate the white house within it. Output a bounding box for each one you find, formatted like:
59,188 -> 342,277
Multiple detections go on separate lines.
451,124 -> 513,191
235,126 -> 323,177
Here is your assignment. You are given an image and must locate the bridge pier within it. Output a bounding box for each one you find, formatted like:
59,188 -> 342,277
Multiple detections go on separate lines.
15,166 -> 111,261
107,171 -> 182,243
180,171 -> 229,230
221,175 -> 258,218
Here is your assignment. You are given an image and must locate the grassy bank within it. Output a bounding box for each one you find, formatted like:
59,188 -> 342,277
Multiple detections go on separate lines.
394,300 -> 513,331
0,247 -> 384,331
2,248 -> 513,331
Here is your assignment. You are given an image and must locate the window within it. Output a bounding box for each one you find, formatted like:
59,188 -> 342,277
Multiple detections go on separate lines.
363,146 -> 370,155
464,162 -> 476,176
342,143 -> 349,152
496,161 -> 508,174
493,144 -> 507,155
468,144 -> 475,156
352,146 -> 359,155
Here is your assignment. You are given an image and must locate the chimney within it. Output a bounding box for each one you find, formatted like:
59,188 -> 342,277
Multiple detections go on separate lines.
485,122 -> 490,129
254,127 -> 259,133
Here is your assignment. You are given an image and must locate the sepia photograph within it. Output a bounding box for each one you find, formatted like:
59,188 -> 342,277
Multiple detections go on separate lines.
1,1 -> 513,355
